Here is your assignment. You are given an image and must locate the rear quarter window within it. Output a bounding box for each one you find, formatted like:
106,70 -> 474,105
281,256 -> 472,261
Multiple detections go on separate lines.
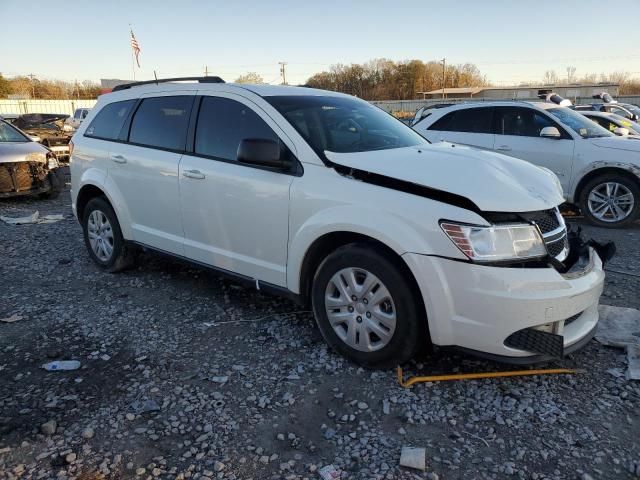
85,100 -> 136,140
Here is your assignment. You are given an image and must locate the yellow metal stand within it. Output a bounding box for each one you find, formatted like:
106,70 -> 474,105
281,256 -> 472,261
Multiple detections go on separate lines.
396,366 -> 580,387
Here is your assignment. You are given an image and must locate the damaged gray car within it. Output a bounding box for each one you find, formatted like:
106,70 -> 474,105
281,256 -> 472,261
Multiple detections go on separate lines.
0,119 -> 64,199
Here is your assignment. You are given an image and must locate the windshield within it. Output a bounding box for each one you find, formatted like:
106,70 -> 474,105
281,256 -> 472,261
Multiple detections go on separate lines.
610,114 -> 640,134
0,120 -> 30,142
548,107 -> 614,139
265,95 -> 428,154
622,104 -> 640,117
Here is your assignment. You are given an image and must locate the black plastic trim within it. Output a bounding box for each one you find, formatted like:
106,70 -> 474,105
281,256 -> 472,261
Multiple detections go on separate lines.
446,324 -> 597,365
127,241 -> 304,305
112,76 -> 224,91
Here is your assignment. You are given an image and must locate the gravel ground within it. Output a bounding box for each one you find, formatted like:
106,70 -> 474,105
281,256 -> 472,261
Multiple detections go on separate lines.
1,174 -> 639,480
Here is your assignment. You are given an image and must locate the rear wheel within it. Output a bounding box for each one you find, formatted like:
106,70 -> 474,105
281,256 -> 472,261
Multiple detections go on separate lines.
82,197 -> 135,272
579,173 -> 640,228
311,244 -> 425,368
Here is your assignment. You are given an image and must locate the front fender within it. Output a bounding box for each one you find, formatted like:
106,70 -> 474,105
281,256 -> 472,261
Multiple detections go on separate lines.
286,204 -> 471,294
568,161 -> 640,202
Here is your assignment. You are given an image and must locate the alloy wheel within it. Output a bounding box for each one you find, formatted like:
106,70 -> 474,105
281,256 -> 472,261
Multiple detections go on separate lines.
587,182 -> 635,223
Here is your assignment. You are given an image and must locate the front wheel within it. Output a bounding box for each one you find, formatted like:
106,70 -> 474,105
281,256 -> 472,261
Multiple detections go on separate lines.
579,173 -> 640,228
311,244 -> 426,368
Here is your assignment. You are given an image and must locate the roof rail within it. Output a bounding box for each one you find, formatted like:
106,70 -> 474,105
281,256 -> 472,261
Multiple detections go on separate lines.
112,76 -> 225,92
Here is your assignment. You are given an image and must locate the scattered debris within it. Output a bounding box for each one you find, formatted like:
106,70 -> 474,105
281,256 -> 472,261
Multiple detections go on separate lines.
318,464 -> 340,479
209,375 -> 229,384
40,420 -> 57,436
130,399 -> 160,415
0,314 -> 23,323
0,211 -> 64,225
82,427 -> 95,439
596,305 -> 640,380
42,360 -> 81,371
627,345 -> 640,381
400,446 -> 426,471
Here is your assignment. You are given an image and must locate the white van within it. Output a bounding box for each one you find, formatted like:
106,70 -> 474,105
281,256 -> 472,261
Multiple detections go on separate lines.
65,108 -> 91,131
70,77 -> 606,367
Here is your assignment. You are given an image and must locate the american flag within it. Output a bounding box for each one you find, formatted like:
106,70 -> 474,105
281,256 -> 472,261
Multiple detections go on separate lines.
130,29 -> 141,67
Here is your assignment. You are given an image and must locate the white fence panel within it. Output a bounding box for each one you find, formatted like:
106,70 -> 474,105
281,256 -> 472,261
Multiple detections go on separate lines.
0,99 -> 98,116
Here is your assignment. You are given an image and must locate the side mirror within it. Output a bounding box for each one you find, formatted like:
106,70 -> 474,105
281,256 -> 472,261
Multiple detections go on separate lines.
237,138 -> 291,170
613,127 -> 630,137
540,126 -> 561,138
411,107 -> 425,126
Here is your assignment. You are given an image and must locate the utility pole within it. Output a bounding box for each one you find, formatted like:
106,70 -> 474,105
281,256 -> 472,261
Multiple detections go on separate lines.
204,66 -> 209,77
27,73 -> 36,99
279,62 -> 287,85
441,58 -> 446,99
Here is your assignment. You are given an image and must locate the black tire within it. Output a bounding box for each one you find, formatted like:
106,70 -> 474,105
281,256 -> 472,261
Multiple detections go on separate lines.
579,173 -> 640,228
39,170 -> 64,199
82,197 -> 135,272
311,244 -> 426,368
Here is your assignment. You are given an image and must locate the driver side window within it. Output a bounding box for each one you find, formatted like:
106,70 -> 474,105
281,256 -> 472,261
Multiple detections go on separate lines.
495,107 -> 559,137
195,96 -> 280,161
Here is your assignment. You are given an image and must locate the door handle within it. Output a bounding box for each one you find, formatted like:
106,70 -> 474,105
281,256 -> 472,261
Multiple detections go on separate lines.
110,154 -> 127,164
182,169 -> 205,180
496,145 -> 512,151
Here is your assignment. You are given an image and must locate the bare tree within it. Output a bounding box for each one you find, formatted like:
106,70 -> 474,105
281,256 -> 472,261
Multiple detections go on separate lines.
234,72 -> 265,84
566,66 -> 576,84
543,70 -> 558,85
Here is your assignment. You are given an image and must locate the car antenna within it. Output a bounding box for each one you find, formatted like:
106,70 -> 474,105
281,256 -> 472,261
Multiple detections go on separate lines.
154,71 -> 158,85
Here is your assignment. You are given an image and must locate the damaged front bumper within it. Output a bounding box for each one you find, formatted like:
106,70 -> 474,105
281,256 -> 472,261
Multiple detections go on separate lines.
0,161 -> 60,198
403,232 -> 609,363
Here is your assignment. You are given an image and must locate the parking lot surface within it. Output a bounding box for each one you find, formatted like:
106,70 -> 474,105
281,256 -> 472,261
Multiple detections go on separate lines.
1,179 -> 639,479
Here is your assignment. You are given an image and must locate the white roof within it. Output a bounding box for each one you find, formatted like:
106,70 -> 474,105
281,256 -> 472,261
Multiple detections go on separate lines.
103,81 -> 348,100
232,83 -> 348,97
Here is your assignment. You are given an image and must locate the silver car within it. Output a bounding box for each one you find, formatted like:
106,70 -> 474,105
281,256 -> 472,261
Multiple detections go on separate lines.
0,119 -> 63,199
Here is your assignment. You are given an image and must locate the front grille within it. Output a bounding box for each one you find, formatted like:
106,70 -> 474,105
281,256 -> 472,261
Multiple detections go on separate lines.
526,208 -> 568,261
522,208 -> 560,234
546,235 -> 569,258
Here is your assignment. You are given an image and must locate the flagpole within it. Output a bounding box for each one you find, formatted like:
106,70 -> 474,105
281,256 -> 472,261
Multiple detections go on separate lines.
132,48 -> 136,81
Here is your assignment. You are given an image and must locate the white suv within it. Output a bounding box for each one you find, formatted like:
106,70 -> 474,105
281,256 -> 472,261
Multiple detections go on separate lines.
70,78 -> 605,367
412,101 -> 640,227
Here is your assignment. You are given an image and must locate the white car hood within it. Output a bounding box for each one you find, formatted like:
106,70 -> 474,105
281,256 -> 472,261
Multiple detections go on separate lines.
591,136 -> 640,153
325,143 -> 564,213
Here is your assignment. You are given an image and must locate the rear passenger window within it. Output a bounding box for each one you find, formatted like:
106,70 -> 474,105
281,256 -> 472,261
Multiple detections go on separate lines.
129,96 -> 192,151
428,108 -> 493,133
85,100 -> 135,140
195,96 -> 279,161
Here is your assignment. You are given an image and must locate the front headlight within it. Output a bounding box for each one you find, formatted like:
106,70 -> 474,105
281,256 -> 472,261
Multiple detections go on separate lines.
25,152 -> 47,163
44,152 -> 60,169
440,222 -> 547,262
